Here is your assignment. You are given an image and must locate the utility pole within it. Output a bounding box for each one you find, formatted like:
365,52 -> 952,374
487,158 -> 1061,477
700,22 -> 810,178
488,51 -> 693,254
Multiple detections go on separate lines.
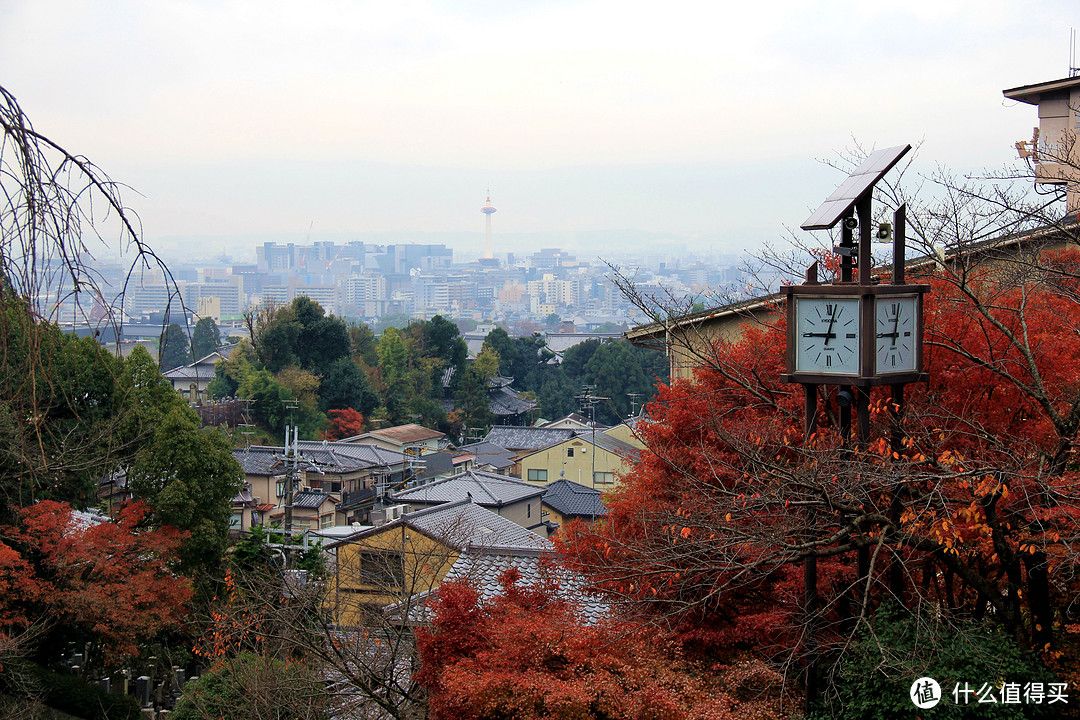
283,399 -> 299,538
576,386 -> 608,488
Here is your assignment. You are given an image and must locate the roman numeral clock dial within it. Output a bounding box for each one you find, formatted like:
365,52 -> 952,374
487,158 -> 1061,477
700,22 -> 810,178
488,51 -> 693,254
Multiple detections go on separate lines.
875,295 -> 919,373
794,297 -> 861,375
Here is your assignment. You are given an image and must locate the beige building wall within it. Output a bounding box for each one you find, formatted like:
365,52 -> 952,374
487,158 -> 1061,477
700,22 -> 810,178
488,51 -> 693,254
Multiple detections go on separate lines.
328,526 -> 459,626
519,438 -> 626,490
602,424 -> 646,450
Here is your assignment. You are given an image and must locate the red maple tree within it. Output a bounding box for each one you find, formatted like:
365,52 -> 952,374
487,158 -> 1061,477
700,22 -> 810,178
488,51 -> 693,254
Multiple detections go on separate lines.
416,567 -> 787,720
557,249 -> 1080,685
0,500 -> 192,663
323,407 -> 366,441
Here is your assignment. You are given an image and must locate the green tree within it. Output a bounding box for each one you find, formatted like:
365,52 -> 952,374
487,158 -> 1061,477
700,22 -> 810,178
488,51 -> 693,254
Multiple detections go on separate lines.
482,326 -> 516,376
0,310 -> 125,516
208,339 -> 256,399
560,338 -> 601,383
191,317 -> 221,360
119,347 -> 244,583
537,373 -> 576,420
349,322 -> 379,367
158,322 -> 191,371
582,340 -> 651,423
455,347 -> 499,434
292,296 -> 351,376
319,357 -> 379,415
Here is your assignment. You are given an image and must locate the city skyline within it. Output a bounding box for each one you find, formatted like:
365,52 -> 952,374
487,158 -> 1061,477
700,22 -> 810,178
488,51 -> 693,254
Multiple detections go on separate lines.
2,1 -> 1077,258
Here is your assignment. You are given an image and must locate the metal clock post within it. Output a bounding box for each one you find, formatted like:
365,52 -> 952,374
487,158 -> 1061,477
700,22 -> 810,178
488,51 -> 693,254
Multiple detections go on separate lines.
783,145 -> 929,710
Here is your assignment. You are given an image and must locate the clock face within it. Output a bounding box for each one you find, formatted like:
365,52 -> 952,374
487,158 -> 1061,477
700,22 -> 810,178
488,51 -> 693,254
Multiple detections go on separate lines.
875,295 -> 919,373
794,296 -> 861,375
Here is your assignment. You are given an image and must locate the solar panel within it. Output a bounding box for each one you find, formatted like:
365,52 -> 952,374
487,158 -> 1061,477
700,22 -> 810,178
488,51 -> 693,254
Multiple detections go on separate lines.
801,144 -> 911,230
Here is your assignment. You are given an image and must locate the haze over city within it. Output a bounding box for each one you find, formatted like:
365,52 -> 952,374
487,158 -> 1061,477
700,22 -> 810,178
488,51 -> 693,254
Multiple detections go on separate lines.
3,0 -> 1077,264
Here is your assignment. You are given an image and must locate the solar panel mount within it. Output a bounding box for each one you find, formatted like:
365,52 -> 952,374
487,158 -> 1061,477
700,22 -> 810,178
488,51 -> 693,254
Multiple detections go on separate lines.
801,144 -> 912,231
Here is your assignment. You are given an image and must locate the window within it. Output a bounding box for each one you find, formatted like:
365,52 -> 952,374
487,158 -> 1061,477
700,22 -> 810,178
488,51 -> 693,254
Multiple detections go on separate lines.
527,469 -> 548,482
527,503 -> 531,518
321,514 -> 334,528
276,480 -> 286,499
567,448 -> 574,458
358,550 -> 406,588
593,471 -> 615,485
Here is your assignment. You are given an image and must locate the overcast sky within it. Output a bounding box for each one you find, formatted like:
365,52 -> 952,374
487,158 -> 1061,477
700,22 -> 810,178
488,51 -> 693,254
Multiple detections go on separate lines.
1,1 -> 1076,258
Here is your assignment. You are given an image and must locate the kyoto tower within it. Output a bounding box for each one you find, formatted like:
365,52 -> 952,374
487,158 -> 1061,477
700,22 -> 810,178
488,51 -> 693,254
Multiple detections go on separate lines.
481,193 -> 496,260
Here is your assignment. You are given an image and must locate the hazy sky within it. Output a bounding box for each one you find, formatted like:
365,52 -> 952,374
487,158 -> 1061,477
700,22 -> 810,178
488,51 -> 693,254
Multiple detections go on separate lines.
1,0 -> 1076,257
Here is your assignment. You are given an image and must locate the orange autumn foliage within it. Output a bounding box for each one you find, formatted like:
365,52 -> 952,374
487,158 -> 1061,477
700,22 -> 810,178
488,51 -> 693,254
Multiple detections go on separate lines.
416,568 -> 786,720
0,500 -> 191,663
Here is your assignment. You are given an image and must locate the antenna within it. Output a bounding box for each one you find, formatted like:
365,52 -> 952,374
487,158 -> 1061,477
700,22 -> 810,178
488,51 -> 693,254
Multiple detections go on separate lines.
1072,28 -> 1080,78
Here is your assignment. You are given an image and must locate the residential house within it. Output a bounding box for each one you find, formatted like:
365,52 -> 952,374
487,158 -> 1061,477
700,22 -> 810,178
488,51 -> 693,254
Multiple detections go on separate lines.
453,440 -> 516,475
518,431 -> 641,490
231,440 -> 409,530
625,295 -> 781,381
162,348 -> 232,401
325,498 -> 550,625
542,479 -> 608,533
390,469 -> 548,537
482,425 -> 580,473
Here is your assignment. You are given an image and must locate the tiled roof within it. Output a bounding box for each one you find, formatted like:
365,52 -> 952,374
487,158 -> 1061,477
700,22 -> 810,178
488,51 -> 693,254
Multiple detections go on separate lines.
543,479 -> 608,519
234,442 -> 407,476
406,500 -> 550,551
329,499 -> 549,553
483,426 -> 577,451
232,447 -> 288,475
456,441 -> 516,470
489,386 -> 535,417
443,548 -> 608,625
292,490 -> 335,509
574,431 -> 641,460
391,470 -> 543,508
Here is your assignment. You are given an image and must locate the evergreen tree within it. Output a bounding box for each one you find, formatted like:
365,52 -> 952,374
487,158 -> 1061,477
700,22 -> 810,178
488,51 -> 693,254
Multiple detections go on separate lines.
191,317 -> 221,360
158,322 -> 191,371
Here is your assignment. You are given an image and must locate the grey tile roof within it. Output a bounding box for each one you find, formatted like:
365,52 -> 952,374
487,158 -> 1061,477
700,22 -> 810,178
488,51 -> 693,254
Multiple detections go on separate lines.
405,499 -> 550,551
456,441 -> 516,471
391,470 -> 543,508
489,386 -> 536,417
232,447 -> 288,475
367,423 -> 444,444
542,479 -> 608,519
292,490 -> 335,509
575,431 -> 642,460
234,442 -> 408,476
442,548 -> 608,625
483,426 -> 577,451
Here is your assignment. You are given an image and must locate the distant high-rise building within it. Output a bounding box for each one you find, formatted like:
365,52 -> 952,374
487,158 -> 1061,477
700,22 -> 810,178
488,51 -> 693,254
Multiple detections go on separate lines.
481,193 -> 496,260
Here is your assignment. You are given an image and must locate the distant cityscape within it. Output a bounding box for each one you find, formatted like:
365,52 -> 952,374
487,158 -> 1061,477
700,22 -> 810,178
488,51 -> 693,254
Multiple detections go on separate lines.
54,225 -> 760,346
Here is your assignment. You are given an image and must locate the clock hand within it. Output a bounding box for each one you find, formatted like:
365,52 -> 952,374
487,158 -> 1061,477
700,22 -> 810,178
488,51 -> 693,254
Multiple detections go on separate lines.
803,332 -> 837,338
824,309 -> 837,346
891,305 -> 901,347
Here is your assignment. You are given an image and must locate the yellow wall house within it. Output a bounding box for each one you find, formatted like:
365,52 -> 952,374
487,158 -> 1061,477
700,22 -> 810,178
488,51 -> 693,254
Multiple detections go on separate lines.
325,498 -> 550,627
518,432 -> 640,490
